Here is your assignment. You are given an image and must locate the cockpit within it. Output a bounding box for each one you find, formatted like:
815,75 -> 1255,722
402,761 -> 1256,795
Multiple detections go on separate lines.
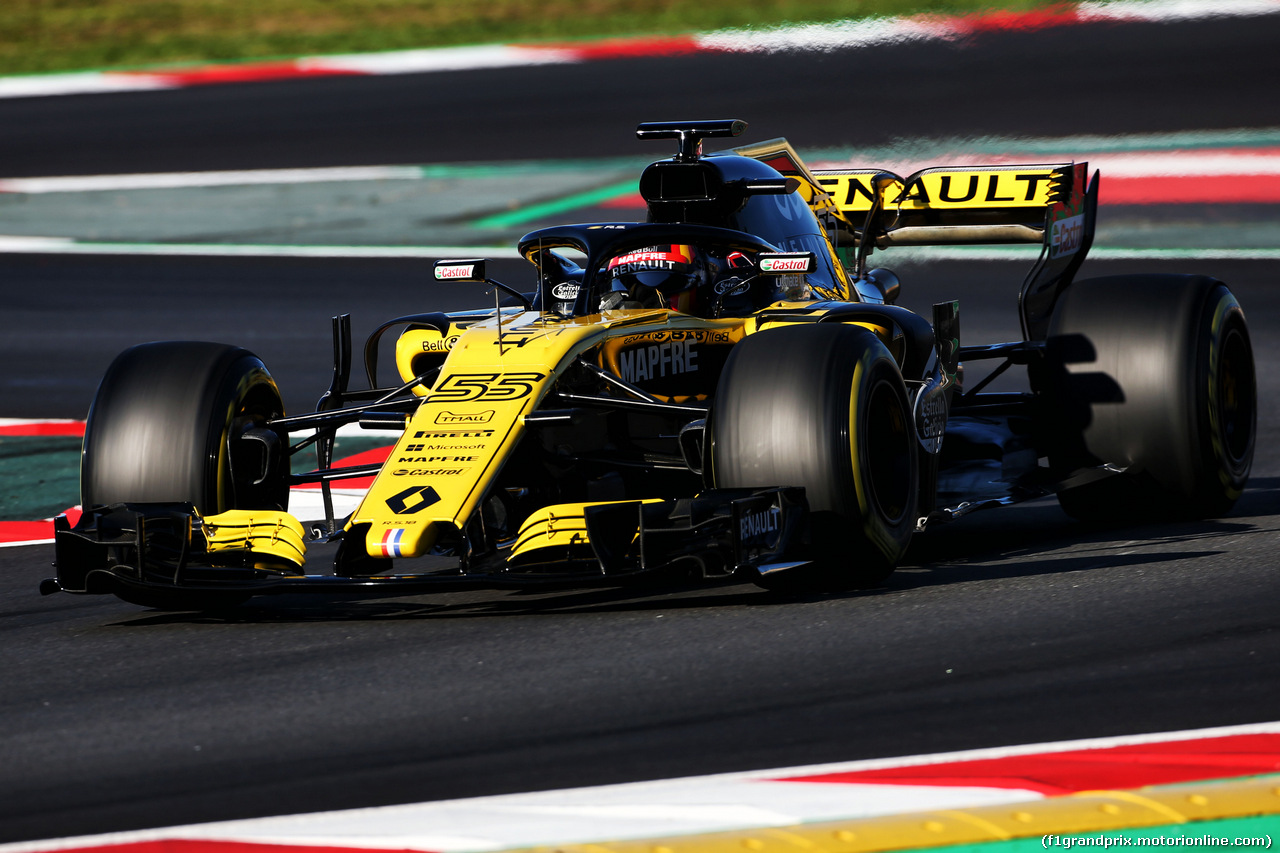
519,223 -> 817,319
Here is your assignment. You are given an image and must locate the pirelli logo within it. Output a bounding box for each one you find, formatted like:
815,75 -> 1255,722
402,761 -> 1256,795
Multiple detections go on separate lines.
817,166 -> 1062,212
414,429 -> 495,439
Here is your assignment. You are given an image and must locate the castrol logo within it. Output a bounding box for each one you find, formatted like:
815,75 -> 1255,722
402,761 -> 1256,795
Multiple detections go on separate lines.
435,264 -> 476,280
1050,214 -> 1085,259
759,253 -> 814,273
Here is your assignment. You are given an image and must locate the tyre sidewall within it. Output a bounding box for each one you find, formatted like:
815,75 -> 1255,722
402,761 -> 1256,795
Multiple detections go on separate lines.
711,324 -> 917,588
1195,287 -> 1255,506
82,342 -> 284,514
846,342 -> 917,564
1039,275 -> 1255,519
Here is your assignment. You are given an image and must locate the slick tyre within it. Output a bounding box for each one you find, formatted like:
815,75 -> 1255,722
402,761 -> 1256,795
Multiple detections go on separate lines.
81,342 -> 287,610
710,324 -> 917,592
1038,275 -> 1255,522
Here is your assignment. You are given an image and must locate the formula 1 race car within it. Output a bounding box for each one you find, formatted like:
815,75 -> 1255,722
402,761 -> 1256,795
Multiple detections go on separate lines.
45,119 -> 1257,609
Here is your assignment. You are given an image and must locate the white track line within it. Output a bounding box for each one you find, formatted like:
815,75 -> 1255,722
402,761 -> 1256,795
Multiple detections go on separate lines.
1079,0 -> 1280,22
0,166 -> 428,193
5,147 -> 1275,196
299,44 -> 579,75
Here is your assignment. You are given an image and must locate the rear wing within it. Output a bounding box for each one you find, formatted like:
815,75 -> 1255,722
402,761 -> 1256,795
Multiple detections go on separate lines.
814,164 -> 1077,245
734,138 -> 1099,340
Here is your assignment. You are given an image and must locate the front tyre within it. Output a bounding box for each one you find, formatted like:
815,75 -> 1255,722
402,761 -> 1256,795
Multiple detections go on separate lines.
1038,276 -> 1255,521
710,324 -> 917,592
83,341 -> 288,513
81,341 -> 288,609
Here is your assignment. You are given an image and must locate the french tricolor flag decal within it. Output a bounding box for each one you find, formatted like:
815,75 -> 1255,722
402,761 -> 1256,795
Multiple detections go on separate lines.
379,528 -> 406,558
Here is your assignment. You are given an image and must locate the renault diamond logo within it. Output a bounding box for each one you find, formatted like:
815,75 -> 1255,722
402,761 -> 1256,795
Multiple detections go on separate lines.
386,485 -> 441,515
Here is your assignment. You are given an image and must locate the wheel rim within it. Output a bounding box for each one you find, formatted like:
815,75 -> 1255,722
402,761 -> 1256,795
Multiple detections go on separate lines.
221,375 -> 287,511
864,379 -> 913,523
1217,324 -> 1255,468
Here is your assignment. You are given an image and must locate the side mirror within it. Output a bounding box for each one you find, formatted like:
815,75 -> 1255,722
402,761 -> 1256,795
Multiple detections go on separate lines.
864,267 -> 901,304
853,172 -> 903,279
433,258 -> 533,310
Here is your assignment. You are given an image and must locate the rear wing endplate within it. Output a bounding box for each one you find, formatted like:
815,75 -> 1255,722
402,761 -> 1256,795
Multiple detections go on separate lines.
1019,163 -> 1099,341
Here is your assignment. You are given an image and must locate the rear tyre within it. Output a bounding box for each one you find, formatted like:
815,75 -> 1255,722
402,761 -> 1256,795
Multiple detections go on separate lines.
1037,276 -> 1255,522
710,324 -> 917,592
81,341 -> 288,609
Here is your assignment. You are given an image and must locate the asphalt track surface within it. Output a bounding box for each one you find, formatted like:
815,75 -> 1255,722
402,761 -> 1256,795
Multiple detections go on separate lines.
2,12 -> 1279,847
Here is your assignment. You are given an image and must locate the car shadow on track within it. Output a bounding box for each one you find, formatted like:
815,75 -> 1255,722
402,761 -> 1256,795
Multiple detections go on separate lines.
108,580 -> 777,626
105,478 -> 1280,625
888,477 -> 1280,591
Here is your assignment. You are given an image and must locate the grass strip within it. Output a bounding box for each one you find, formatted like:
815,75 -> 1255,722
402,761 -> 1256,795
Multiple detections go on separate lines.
1,0 -> 1052,76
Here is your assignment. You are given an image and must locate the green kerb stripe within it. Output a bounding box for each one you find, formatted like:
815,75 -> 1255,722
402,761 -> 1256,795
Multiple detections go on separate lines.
472,179 -> 637,229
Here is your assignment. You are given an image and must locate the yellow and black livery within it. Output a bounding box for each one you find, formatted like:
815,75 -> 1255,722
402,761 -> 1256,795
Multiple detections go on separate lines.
48,118 -> 1255,607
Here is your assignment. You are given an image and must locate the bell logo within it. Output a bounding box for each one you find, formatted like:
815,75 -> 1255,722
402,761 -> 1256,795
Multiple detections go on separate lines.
386,485 -> 441,515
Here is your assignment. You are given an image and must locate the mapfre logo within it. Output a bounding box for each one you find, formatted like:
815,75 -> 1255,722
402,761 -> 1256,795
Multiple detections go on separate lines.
619,341 -> 697,383
434,410 -> 494,425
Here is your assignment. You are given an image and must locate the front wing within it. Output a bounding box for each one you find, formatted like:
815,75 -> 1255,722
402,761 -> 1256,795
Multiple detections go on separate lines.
46,487 -> 812,598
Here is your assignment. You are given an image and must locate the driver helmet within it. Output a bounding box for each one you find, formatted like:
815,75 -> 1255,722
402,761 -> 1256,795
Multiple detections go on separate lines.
603,244 -> 708,313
